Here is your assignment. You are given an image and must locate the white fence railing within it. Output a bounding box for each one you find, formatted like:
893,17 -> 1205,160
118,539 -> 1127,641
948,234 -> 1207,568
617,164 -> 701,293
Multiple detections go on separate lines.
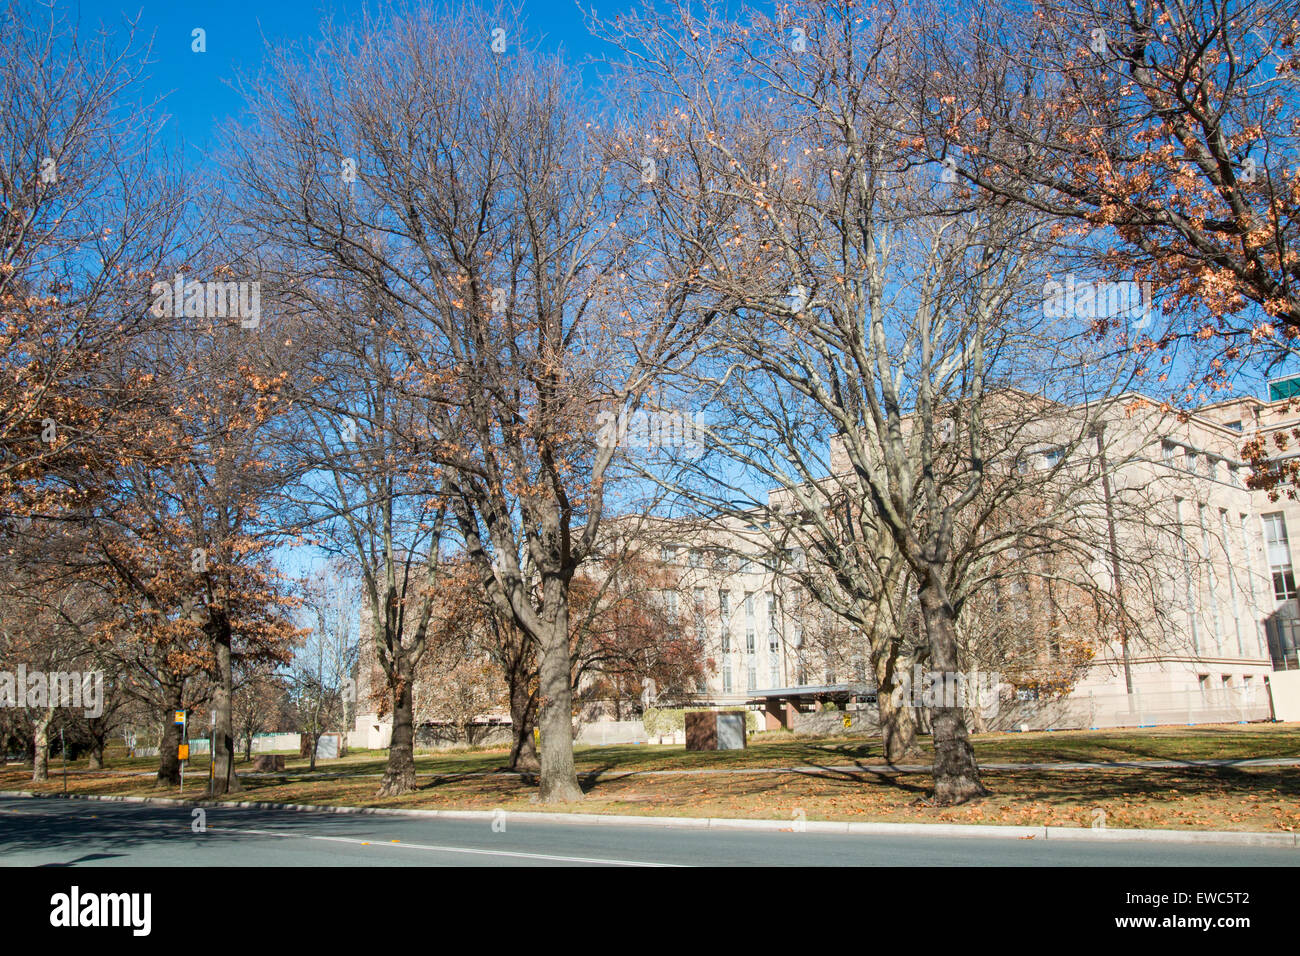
988,686 -> 1271,732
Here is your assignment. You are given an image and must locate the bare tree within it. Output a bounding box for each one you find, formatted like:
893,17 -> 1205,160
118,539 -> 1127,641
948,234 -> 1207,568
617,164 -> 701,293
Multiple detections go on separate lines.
233,4 -> 703,803
600,0 -> 1154,802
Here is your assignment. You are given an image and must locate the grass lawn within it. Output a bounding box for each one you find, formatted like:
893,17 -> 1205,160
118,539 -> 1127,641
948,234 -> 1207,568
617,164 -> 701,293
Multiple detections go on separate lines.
4,723 -> 1298,833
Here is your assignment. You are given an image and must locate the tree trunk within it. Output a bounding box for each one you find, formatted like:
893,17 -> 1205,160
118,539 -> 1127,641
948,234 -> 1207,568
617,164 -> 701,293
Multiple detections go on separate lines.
507,670 -> 539,773
244,734 -> 253,762
378,669 -> 416,796
536,612 -> 582,803
31,707 -> 53,782
87,738 -> 105,770
874,649 -> 920,763
157,687 -> 183,786
210,619 -> 241,795
919,577 -> 987,805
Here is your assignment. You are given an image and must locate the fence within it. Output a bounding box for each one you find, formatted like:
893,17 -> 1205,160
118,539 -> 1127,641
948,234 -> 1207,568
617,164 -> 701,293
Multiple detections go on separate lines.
186,732 -> 301,755
984,686 -> 1271,732
576,720 -> 651,745
786,686 -> 1272,736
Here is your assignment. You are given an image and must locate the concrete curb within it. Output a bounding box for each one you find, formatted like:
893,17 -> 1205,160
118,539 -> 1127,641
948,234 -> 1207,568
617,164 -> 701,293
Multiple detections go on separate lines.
3,789 -> 1295,848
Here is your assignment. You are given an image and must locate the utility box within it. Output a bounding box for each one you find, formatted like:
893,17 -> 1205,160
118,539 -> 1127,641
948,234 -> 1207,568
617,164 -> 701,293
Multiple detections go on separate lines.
685,710 -> 748,751
300,732 -> 346,760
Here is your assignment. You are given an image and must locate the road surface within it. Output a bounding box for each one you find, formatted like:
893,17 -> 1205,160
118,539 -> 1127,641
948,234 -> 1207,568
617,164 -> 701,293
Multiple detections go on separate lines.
1,796 -> 1295,866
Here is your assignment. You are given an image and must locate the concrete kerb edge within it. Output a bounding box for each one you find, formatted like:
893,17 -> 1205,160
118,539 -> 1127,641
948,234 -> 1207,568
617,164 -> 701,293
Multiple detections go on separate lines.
2,789 -> 1295,847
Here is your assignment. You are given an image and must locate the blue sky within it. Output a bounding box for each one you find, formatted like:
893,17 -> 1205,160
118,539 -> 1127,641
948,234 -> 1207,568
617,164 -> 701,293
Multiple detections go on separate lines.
69,0 -> 623,160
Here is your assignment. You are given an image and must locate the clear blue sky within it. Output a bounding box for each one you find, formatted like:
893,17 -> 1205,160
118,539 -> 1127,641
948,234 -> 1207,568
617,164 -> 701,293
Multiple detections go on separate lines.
70,0 -> 626,161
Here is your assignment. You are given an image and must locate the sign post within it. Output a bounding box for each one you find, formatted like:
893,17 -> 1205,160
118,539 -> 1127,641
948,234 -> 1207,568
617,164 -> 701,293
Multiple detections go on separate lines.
208,709 -> 215,797
174,709 -> 187,796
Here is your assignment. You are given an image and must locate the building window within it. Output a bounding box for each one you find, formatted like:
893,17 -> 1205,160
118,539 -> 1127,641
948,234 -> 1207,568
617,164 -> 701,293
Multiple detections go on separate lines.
723,659 -> 732,693
1226,420 -> 1243,432
1162,441 -> 1177,464
1185,450 -> 1198,474
744,592 -> 755,653
1207,458 -> 1219,482
1218,509 -> 1244,655
1262,512 -> 1298,600
1199,505 -> 1223,652
1242,514 -> 1269,657
1174,499 -> 1200,652
720,589 -> 731,654
693,589 -> 707,644
1265,614 -> 1300,671
746,659 -> 756,692
660,544 -> 678,564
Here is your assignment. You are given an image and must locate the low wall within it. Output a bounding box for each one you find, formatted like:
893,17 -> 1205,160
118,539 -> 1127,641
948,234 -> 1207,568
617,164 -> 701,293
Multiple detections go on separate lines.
789,686 -> 1273,737
988,687 -> 1271,731
790,709 -> 879,737
188,733 -> 302,755
576,720 -> 654,745
415,724 -> 513,750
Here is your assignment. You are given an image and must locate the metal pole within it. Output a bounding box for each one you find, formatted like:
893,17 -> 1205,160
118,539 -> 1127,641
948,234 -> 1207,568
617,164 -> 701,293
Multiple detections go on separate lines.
61,727 -> 66,795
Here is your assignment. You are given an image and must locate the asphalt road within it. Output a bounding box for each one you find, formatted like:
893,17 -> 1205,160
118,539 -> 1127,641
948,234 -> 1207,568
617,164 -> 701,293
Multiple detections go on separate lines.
0,796 -> 1294,866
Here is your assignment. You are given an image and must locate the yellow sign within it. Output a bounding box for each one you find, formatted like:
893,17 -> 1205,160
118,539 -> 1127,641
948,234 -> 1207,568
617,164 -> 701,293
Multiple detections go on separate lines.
842,715 -> 852,729
173,710 -> 186,725
178,744 -> 190,761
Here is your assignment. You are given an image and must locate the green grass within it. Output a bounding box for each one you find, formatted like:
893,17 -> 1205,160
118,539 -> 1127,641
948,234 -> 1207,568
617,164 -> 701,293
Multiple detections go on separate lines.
13,724 -> 1298,783
292,724 -> 1300,777
5,724 -> 1298,833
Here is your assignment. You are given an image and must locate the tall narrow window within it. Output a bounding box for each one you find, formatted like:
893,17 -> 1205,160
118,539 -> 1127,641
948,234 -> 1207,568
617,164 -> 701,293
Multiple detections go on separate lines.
1174,499 -> 1200,653
693,588 -> 707,644
1219,509 -> 1245,655
1242,514 -> 1269,657
1199,504 -> 1223,653
766,592 -> 780,688
1262,512 -> 1298,600
744,591 -> 756,654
